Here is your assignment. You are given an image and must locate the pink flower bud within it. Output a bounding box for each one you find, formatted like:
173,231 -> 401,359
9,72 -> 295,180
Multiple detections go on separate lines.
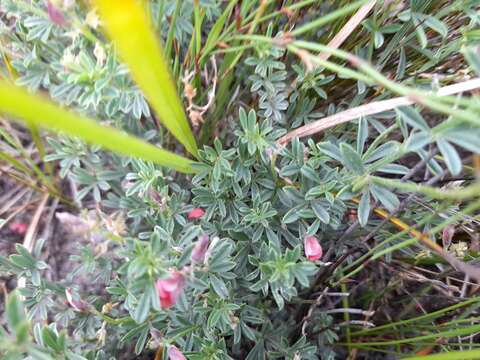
46,1 -> 67,26
191,235 -> 209,264
304,235 -> 323,261
168,345 -> 187,360
156,271 -> 185,308
187,207 -> 205,220
9,222 -> 28,235
442,224 -> 455,249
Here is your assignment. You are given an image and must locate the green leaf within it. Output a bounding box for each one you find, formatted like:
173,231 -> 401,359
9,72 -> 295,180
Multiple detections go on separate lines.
210,274 -> 229,299
364,141 -> 400,163
120,323 -> 148,343
93,0 -> 198,156
340,143 -> 365,175
66,351 -> 88,360
396,106 -> 430,131
311,201 -> 330,224
134,327 -> 149,355
396,46 -> 406,79
441,128 -> 480,154
282,207 -> 301,224
133,293 -> 150,324
414,22 -> 427,48
15,244 -> 37,266
6,291 -> 26,332
15,321 -> 30,344
374,32 -> 384,49
301,165 -> 320,183
0,82 -> 196,174
356,117 -> 368,154
10,254 -> 35,269
358,190 -> 370,227
437,139 -> 462,176
370,184 -> 399,212
28,348 -> 55,360
463,46 -> 480,76
423,15 -> 448,38
42,327 -> 62,352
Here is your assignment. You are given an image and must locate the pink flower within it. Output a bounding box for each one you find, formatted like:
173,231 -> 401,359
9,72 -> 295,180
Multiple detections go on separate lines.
168,345 -> 187,360
191,235 -> 209,264
187,207 -> 205,220
46,1 -> 67,26
304,235 -> 323,261
156,271 -> 185,308
9,222 -> 28,235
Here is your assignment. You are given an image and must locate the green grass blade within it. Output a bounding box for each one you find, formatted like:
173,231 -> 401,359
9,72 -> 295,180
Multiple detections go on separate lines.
165,0 -> 182,61
93,0 -> 198,157
193,0 -> 202,57
351,297 -> 480,336
403,350 -> 480,360
0,151 -> 34,176
0,82 -> 196,174
291,0 -> 370,36
345,323 -> 480,346
200,0 -> 237,64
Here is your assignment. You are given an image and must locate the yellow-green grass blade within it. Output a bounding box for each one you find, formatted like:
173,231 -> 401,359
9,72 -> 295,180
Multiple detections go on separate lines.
0,82 -> 196,174
93,0 -> 198,157
403,350 -> 480,360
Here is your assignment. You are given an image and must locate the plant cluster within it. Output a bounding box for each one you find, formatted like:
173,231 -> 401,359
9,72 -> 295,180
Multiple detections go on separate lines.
1,1 -> 480,359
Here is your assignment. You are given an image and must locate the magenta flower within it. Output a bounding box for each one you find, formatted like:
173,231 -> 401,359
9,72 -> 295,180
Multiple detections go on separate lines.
156,271 -> 185,308
191,235 -> 209,264
304,235 -> 323,261
9,222 -> 28,235
187,207 -> 205,220
46,1 -> 67,26
168,345 -> 187,360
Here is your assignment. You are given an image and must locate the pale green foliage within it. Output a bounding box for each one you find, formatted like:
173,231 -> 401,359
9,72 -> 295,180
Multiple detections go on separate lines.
1,1 -> 480,359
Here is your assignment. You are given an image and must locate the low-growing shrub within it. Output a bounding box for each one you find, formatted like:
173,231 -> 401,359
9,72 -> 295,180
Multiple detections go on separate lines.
1,1 -> 480,359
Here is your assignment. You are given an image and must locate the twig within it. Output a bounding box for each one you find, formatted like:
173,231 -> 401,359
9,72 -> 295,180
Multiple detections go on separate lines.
339,320 -> 376,328
326,308 -> 375,316
302,287 -> 329,335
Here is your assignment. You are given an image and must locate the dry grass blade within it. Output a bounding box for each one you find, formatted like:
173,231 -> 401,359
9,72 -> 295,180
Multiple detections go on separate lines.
318,0 -> 376,62
17,193 -> 49,292
277,78 -> 480,146
22,194 -> 49,253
